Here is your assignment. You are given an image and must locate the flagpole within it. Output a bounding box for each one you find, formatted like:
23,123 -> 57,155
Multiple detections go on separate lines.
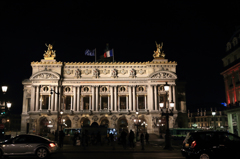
113,49 -> 114,62
95,48 -> 97,62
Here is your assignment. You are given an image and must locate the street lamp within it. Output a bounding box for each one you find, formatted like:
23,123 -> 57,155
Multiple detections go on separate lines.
134,111 -> 142,141
159,82 -> 174,150
212,111 -> 216,130
1,86 -> 8,93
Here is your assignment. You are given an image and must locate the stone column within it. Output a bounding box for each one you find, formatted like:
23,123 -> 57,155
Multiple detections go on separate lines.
110,86 -> 113,111
118,95 -> 120,111
133,86 -> 136,112
22,88 -> 28,113
147,85 -> 153,111
92,86 -> 95,111
35,86 -> 39,111
89,95 -> 92,111
96,86 -> 99,111
169,85 -> 172,103
40,95 -> 42,110
172,85 -> 176,111
54,86 -> 58,111
30,86 -> 36,111
77,86 -> 80,112
136,95 -> 139,111
129,86 -> 132,111
48,94 -> 51,110
126,95 -> 128,111
80,95 -> 83,110
154,85 -> 157,110
59,86 -> 62,110
228,113 -> 233,134
73,86 -> 76,111
114,86 -> 117,112
108,95 -> 110,110
144,95 -> 147,110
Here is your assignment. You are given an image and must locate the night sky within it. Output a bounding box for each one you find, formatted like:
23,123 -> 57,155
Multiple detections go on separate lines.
1,1 -> 240,114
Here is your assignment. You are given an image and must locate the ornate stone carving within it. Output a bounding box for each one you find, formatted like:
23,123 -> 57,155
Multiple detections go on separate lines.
43,44 -> 56,60
92,115 -> 98,122
33,73 -> 58,79
74,69 -> 81,78
84,69 -> 91,75
101,69 -> 110,75
129,69 -> 136,78
138,69 -> 146,75
151,72 -> 174,79
73,115 -> 80,121
65,69 -> 73,75
111,69 -> 117,78
111,115 -> 118,121
93,69 -> 99,78
153,41 -> 165,58
120,69 -> 127,75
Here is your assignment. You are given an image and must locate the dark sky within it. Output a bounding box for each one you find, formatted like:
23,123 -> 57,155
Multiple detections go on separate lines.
1,1 -> 240,114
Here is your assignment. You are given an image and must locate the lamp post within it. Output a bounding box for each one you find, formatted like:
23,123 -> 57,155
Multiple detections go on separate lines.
134,111 -> 142,141
159,82 -> 174,150
60,110 -> 63,130
212,111 -> 216,130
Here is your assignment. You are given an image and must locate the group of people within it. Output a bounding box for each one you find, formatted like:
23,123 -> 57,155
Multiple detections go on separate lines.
120,130 -> 149,150
54,129 -> 149,150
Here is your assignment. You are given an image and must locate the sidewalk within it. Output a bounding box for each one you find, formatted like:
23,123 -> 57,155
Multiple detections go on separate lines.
58,139 -> 182,153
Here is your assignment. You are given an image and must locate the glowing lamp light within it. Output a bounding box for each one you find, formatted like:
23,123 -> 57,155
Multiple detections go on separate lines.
7,102 -> 11,109
164,83 -> 170,91
60,110 -> 63,115
139,119 -> 141,122
212,112 -> 216,116
1,86 -> 8,93
159,103 -> 164,108
170,102 -> 174,108
136,111 -> 139,115
134,119 -> 136,122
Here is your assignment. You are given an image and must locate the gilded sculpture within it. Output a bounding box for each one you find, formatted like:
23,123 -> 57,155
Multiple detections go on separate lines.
43,44 -> 56,60
153,41 -> 165,58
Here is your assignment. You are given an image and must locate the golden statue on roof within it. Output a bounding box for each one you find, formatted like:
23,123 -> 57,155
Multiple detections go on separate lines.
153,41 -> 165,58
43,44 -> 56,60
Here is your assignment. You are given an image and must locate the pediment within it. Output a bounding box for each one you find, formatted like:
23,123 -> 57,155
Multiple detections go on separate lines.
30,71 -> 60,80
149,71 -> 177,79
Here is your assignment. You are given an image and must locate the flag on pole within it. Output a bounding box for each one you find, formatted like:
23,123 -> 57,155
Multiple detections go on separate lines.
85,49 -> 95,56
104,49 -> 113,58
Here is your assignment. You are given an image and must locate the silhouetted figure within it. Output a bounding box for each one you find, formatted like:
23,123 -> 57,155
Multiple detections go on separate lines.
140,132 -> 145,150
81,132 -> 86,150
109,133 -> 115,150
96,131 -> 102,145
129,130 -> 135,148
121,130 -> 127,149
54,130 -> 58,142
145,132 -> 149,144
59,130 -> 65,148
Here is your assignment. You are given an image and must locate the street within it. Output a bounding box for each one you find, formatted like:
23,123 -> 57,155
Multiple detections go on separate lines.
8,152 -> 185,159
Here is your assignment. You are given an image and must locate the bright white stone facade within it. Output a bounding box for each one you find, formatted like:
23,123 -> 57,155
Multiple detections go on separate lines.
21,44 -> 178,135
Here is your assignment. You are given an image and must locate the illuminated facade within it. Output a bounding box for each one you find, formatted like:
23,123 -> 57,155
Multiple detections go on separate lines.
20,43 -> 185,136
221,28 -> 240,136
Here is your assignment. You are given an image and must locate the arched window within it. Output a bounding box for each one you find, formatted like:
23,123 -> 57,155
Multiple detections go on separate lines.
83,87 -> 89,92
120,86 -> 125,92
65,86 -> 71,92
138,86 -> 144,92
102,86 -> 107,92
43,86 -> 49,92
233,37 -> 238,46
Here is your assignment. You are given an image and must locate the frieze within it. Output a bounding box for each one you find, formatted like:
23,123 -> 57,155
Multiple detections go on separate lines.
151,72 -> 175,79
92,115 -> 98,122
100,69 -> 110,75
33,73 -> 58,79
137,69 -> 146,75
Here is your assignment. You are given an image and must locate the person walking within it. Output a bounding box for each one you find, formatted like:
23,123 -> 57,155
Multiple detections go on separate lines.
140,132 -> 145,150
59,130 -> 65,148
129,130 -> 135,148
145,132 -> 149,144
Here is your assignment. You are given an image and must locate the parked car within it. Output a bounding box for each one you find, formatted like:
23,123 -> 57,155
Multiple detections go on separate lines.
0,134 -> 59,159
181,131 -> 240,159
